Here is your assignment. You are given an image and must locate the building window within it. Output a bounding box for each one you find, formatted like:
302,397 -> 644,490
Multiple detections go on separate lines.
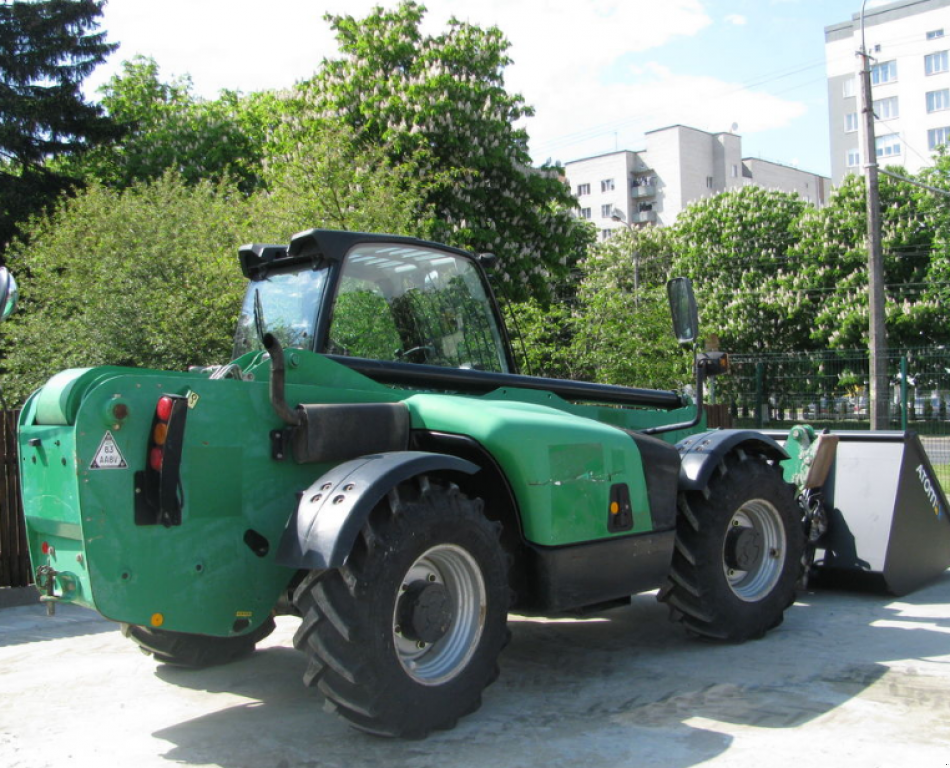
873,96 -> 899,120
876,133 -> 901,158
847,148 -> 861,167
843,77 -> 857,98
926,51 -> 949,76
705,176 -> 714,189
731,164 -> 738,178
928,126 -> 950,150
928,88 -> 950,112
871,60 -> 897,85
601,204 -> 613,218
600,178 -> 615,192
928,29 -> 945,40
579,207 -> 591,220
845,112 -> 859,132
576,183 -> 590,196
601,229 -> 613,241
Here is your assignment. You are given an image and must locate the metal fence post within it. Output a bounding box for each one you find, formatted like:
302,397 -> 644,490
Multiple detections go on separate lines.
901,354 -> 908,432
755,361 -> 765,429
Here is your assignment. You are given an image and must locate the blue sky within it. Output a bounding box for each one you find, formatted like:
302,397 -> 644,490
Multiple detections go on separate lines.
86,0 -> 890,178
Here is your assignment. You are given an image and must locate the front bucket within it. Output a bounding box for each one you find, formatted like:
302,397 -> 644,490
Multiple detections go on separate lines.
813,431 -> 950,596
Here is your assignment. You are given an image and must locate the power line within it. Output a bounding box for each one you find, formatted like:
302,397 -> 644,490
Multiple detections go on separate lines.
532,55 -> 833,157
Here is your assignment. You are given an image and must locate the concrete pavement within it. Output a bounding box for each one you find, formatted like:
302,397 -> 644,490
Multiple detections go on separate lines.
2,574 -> 950,768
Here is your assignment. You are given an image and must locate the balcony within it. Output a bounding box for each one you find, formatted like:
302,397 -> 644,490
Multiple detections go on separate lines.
631,183 -> 656,199
631,210 -> 657,224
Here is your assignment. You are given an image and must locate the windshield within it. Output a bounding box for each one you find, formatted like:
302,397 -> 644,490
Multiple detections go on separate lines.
233,267 -> 328,358
329,244 -> 509,373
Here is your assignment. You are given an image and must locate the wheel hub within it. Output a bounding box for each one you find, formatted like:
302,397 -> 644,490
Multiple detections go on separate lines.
724,526 -> 763,571
397,581 -> 453,644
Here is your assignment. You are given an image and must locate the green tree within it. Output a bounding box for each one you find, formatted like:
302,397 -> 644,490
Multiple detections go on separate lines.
0,0 -> 118,249
260,115 -> 431,237
2,129 -> 432,405
505,226 -> 690,391
573,226 -> 688,389
297,1 -> 592,301
670,186 -> 811,353
788,171 -> 950,349
895,154 -> 950,347
504,299 -> 587,381
1,173 -> 251,403
66,56 -> 270,194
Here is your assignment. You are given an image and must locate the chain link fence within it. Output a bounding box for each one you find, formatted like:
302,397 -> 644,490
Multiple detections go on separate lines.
715,348 -> 950,466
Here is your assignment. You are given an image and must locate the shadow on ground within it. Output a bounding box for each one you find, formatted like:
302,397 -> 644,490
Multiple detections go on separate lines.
148,571 -> 950,768
0,600 -> 117,648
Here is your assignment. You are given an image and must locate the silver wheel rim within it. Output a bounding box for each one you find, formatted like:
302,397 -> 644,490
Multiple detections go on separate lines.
723,499 -> 787,602
392,544 -> 486,686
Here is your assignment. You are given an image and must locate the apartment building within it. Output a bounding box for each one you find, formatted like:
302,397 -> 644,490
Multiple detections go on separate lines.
826,0 -> 950,185
564,125 -> 828,236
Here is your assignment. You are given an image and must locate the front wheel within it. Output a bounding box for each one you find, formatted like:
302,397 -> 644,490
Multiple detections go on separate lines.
292,476 -> 509,737
660,451 -> 804,641
121,617 -> 276,668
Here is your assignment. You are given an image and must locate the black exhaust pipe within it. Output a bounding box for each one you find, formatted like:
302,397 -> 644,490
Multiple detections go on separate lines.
263,333 -> 301,427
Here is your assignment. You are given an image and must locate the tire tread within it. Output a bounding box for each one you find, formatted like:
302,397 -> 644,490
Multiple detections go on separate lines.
292,476 -> 509,737
658,452 -> 803,642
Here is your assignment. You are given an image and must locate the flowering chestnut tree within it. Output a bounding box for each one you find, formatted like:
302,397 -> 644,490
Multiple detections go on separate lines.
293,1 -> 592,301
669,185 -> 812,353
785,171 -> 950,350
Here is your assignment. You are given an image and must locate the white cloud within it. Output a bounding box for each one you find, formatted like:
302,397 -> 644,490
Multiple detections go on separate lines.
527,62 -> 807,162
725,14 -> 748,26
85,0 -> 807,166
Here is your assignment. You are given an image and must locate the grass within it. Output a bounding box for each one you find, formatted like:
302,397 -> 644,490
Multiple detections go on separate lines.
934,463 -> 950,492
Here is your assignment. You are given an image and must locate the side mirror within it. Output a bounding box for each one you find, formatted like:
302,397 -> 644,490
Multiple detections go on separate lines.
0,267 -> 17,322
667,277 -> 698,345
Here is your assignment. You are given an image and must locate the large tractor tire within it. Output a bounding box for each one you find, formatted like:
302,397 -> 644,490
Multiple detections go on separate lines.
121,617 -> 276,668
292,476 -> 510,738
660,451 -> 804,641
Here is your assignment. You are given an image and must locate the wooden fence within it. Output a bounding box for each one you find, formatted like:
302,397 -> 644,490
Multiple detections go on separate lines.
0,410 -> 29,588
704,403 -> 732,429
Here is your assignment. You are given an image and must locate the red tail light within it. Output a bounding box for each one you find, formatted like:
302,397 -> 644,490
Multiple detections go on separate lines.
135,394 -> 188,527
156,396 -> 175,422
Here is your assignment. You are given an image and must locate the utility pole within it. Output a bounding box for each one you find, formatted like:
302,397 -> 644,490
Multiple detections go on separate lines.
859,0 -> 888,430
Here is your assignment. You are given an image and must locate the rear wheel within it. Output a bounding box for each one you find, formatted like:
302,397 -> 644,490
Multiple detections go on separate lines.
292,476 -> 509,738
660,451 -> 804,641
121,617 -> 276,668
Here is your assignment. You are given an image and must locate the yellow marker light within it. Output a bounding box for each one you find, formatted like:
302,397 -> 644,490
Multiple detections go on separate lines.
610,501 -> 620,515
152,422 -> 168,446
150,613 -> 164,627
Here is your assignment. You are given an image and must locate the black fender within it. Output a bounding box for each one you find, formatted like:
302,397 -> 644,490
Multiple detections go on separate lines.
275,451 -> 479,570
676,429 -> 789,492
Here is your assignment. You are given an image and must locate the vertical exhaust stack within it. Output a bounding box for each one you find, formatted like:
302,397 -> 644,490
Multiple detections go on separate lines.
813,431 -> 950,596
263,333 -> 301,428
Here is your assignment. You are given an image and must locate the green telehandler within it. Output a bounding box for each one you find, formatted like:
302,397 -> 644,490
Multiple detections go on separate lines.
14,230 -> 950,737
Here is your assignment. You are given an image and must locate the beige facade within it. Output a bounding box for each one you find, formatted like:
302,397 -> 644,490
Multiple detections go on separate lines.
564,125 -> 828,236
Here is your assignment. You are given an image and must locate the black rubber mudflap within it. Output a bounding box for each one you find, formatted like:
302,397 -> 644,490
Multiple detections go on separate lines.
813,431 -> 950,596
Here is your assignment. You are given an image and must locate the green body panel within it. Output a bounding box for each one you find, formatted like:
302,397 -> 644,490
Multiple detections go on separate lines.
21,350 -> 699,635
406,393 -> 654,544
23,368 -> 318,634
33,366 -> 134,426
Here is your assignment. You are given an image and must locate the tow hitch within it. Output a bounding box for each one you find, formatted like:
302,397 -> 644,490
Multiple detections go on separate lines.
36,564 -> 58,616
